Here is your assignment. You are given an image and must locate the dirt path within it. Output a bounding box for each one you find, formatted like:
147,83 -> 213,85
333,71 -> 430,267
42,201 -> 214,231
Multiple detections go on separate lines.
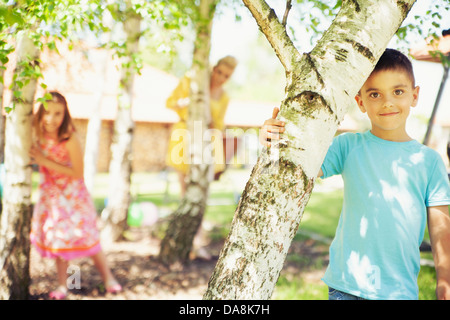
29,227 -> 218,300
29,226 -> 327,300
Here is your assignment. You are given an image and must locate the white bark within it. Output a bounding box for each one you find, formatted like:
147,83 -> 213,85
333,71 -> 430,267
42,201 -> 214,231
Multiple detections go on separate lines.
204,0 -> 416,300
0,65 -> 5,163
0,31 -> 39,299
187,0 -> 214,179
158,0 -> 217,265
101,7 -> 140,242
83,49 -> 109,194
84,11 -> 114,194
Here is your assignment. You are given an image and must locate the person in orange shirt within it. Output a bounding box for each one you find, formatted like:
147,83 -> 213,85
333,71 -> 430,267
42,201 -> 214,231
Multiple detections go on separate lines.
166,55 -> 238,195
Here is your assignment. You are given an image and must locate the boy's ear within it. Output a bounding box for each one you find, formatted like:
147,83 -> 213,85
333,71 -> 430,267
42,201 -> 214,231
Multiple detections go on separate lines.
411,85 -> 420,108
355,94 -> 366,113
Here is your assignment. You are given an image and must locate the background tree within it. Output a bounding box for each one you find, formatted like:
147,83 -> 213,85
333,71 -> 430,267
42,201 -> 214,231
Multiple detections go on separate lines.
0,0 -> 104,299
0,9 -> 15,213
204,0 -> 416,300
100,0 -> 187,241
0,0 -> 187,296
159,0 -> 219,266
100,0 -> 142,242
83,8 -> 114,195
0,29 -> 39,300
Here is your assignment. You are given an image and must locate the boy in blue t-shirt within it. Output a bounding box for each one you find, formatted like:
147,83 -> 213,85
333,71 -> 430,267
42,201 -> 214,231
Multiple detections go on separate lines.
260,49 -> 450,300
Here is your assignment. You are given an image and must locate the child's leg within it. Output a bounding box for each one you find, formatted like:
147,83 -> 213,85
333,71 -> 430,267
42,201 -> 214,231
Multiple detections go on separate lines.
178,171 -> 186,196
91,250 -> 121,292
55,257 -> 69,288
49,257 -> 69,299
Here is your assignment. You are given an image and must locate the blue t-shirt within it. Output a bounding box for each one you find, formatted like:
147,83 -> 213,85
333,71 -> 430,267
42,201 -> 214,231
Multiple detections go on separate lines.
320,130 -> 450,300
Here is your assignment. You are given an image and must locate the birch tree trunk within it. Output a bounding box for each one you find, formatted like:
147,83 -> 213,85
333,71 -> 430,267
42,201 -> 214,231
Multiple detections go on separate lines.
84,11 -> 114,195
204,0 -> 416,300
0,61 -> 5,216
0,31 -> 39,300
101,8 -> 140,242
0,64 -> 5,164
158,0 -> 217,266
83,49 -> 109,194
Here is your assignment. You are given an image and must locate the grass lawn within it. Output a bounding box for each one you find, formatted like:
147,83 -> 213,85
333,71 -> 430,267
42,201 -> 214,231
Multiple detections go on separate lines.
32,168 -> 438,300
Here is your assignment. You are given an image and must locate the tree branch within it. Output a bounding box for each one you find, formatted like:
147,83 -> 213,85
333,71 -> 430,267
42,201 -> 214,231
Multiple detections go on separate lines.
282,0 -> 292,27
242,0 -> 301,73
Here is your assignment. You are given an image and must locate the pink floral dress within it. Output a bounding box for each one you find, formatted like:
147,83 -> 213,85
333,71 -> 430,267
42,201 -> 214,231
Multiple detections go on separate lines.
30,136 -> 101,260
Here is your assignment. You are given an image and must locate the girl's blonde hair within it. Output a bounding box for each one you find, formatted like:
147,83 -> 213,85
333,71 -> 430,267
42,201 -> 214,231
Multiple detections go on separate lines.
34,91 -> 76,142
215,55 -> 238,70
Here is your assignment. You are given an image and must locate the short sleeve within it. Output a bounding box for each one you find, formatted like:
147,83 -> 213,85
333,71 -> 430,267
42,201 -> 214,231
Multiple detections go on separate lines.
321,133 -> 349,179
426,154 -> 450,207
166,76 -> 190,119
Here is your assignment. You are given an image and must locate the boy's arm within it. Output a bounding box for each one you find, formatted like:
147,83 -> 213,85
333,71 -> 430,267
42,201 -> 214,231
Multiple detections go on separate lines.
166,76 -> 190,114
427,205 -> 450,300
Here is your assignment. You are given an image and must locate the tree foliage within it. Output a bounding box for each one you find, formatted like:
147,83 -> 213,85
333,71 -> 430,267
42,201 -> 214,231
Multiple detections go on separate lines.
0,0 -> 187,108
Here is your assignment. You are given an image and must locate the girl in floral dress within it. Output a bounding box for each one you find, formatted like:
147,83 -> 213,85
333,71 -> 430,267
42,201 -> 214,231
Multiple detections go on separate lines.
30,91 -> 121,299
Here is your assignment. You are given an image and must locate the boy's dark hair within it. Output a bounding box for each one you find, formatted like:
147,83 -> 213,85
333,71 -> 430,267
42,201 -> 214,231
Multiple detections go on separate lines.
372,48 -> 416,86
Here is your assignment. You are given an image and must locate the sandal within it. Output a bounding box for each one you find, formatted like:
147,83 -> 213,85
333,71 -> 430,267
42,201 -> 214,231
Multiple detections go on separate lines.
49,286 -> 67,300
106,281 -> 122,294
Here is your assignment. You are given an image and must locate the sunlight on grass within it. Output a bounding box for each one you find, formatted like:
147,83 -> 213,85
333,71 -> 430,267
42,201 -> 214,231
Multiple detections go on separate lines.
273,276 -> 328,300
418,266 -> 437,300
418,251 -> 437,300
299,189 -> 343,239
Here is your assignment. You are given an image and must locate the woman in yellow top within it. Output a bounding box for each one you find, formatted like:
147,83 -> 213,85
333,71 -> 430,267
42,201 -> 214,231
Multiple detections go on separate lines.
166,55 -> 238,196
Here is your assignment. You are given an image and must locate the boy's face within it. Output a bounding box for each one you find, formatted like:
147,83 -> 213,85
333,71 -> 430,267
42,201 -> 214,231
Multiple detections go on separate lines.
355,69 -> 419,140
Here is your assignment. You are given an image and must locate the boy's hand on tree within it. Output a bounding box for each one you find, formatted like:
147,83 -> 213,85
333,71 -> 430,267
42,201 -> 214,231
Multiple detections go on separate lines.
259,107 -> 285,147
